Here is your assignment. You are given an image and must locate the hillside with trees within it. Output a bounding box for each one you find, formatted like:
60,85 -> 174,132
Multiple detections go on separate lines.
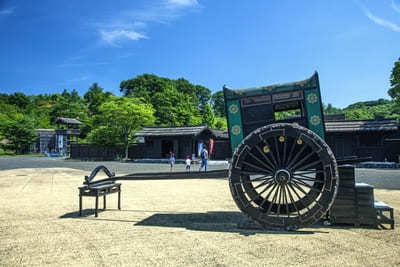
0,56 -> 399,155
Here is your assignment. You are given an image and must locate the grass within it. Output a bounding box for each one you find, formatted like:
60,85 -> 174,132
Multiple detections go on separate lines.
0,167 -> 399,266
0,148 -> 43,157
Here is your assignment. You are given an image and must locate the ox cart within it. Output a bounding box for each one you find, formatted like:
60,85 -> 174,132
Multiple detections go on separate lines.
80,72 -> 394,230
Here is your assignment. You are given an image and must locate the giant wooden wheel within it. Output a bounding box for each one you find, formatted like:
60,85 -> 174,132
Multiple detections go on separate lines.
229,123 -> 339,230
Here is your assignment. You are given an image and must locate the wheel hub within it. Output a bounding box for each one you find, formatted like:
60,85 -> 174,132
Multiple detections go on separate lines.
274,169 -> 291,184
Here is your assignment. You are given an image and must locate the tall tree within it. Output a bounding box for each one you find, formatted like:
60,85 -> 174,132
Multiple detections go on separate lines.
84,83 -> 112,115
388,57 -> 400,107
0,113 -> 37,154
88,97 -> 155,159
211,90 -> 225,117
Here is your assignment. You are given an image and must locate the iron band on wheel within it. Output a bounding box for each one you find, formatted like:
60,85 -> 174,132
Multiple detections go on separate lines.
229,123 -> 339,230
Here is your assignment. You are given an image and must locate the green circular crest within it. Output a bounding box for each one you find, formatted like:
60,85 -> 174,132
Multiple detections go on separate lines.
228,104 -> 239,114
307,93 -> 318,104
231,125 -> 241,136
310,115 -> 321,126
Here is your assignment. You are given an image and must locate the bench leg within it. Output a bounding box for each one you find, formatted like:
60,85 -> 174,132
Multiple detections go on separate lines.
118,190 -> 121,210
95,195 -> 99,217
103,195 -> 106,210
79,194 -> 82,216
390,209 -> 394,229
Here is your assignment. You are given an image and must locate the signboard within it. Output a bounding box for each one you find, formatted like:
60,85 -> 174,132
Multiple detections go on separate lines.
58,135 -> 63,149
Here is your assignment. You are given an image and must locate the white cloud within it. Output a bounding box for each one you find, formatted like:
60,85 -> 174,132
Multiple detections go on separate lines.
167,0 -> 198,7
364,9 -> 400,32
95,0 -> 201,46
355,0 -> 400,32
100,29 -> 147,46
392,0 -> 400,14
0,6 -> 15,15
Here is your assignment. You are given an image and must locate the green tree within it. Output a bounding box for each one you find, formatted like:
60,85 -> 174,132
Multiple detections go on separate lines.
388,57 -> 400,106
84,83 -> 113,115
88,97 -> 155,159
211,91 -> 225,117
120,74 -> 211,126
201,104 -> 215,127
0,113 -> 37,154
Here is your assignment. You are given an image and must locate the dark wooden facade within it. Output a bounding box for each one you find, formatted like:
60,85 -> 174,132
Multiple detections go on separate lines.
71,119 -> 400,162
134,126 -> 229,159
325,119 -> 400,162
34,117 -> 82,155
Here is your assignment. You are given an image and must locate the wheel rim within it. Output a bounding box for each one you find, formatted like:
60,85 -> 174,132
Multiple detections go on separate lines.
229,123 -> 338,229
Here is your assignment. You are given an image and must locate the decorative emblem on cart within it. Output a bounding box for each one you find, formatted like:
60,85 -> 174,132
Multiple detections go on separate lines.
307,93 -> 318,104
297,139 -> 303,145
231,125 -> 241,135
228,104 -> 239,114
310,115 -> 321,125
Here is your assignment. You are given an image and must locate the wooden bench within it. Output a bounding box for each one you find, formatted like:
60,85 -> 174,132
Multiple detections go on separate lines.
79,182 -> 121,217
375,200 -> 395,229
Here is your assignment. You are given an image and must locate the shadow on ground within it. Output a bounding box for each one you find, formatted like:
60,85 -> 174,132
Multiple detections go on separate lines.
133,211 -> 327,235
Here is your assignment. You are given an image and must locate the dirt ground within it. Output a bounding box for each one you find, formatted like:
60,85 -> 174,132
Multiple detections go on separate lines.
0,166 -> 399,266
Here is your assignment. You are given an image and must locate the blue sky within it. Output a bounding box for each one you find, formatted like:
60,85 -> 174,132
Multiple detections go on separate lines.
0,0 -> 399,108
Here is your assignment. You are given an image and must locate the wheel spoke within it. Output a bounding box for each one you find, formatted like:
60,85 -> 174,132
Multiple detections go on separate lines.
295,169 -> 324,175
247,150 -> 275,173
288,183 -> 311,211
262,140 -> 279,169
284,136 -> 298,167
266,185 -> 280,215
241,160 -> 271,174
295,159 -> 322,172
253,178 -> 274,190
254,145 -> 276,171
260,183 -> 278,208
281,185 -> 289,217
282,135 -> 287,166
292,178 -> 322,193
274,137 -> 282,168
286,143 -> 307,171
249,182 -> 275,203
276,185 -> 283,216
293,175 -> 324,183
286,184 -> 301,216
288,150 -> 316,170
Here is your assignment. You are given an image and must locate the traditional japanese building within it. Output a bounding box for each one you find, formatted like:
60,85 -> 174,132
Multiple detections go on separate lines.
134,125 -> 229,159
34,117 -> 82,155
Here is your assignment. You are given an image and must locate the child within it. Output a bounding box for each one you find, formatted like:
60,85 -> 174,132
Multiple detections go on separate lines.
169,151 -> 175,171
185,155 -> 191,172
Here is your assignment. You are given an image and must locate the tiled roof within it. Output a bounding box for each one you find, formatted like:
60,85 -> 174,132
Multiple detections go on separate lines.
135,125 -> 213,137
55,117 -> 83,125
325,119 -> 398,132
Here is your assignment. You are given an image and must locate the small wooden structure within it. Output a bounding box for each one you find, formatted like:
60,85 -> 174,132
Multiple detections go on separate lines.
134,125 -> 229,159
34,117 -> 82,156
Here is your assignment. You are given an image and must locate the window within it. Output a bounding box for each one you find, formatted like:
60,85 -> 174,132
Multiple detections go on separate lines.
273,101 -> 303,121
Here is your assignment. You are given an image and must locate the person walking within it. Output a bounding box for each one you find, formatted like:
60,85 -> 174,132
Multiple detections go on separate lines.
185,155 -> 191,172
199,145 -> 208,172
169,151 -> 175,171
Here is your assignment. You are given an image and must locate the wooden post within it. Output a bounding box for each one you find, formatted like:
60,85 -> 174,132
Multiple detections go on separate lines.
118,188 -> 121,210
95,194 -> 99,217
103,195 -> 106,210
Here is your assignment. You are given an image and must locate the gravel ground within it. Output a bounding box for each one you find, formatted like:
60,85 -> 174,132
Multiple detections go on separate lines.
0,156 -> 398,189
0,156 -> 228,174
0,157 -> 399,266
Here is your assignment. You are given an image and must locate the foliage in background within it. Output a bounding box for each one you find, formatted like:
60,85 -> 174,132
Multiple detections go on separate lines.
87,96 -> 155,159
1,62 -> 400,155
120,74 -> 212,126
388,57 -> 400,112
